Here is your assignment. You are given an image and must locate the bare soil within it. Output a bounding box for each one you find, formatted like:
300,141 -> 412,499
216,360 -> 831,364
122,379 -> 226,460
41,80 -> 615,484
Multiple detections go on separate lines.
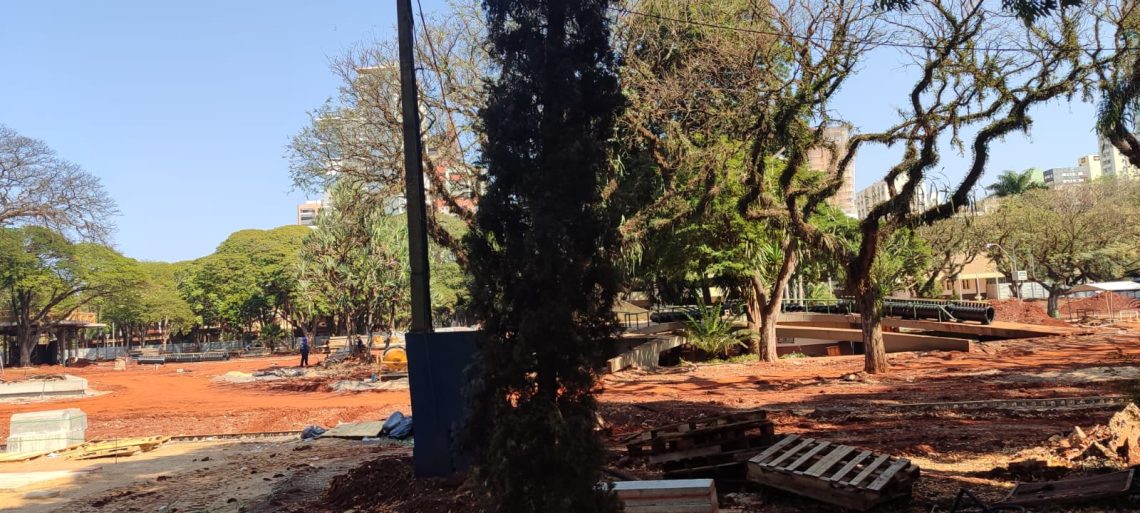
0,354 -> 410,441
5,328 -> 1140,512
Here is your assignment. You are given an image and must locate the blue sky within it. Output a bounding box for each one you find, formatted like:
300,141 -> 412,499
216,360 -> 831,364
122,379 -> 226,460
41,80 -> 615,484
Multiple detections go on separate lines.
1,2 -> 1102,262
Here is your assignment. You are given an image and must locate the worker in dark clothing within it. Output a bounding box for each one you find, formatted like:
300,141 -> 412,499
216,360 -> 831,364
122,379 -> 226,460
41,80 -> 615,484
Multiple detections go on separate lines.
354,336 -> 366,356
299,337 -> 310,367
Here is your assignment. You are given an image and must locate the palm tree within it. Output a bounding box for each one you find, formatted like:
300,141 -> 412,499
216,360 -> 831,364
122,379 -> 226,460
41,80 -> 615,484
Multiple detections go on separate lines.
986,169 -> 1045,197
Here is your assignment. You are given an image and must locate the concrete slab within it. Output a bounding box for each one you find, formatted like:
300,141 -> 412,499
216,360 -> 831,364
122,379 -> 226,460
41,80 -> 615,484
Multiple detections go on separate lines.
607,335 -> 685,372
0,375 -> 88,399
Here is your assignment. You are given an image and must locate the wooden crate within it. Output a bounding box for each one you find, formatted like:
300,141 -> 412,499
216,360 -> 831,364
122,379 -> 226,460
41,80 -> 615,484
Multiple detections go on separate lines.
747,435 -> 919,511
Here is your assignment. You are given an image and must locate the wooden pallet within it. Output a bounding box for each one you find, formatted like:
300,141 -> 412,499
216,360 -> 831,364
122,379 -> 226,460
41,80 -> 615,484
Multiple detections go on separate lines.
622,410 -> 768,448
747,435 -> 919,511
625,413 -> 773,458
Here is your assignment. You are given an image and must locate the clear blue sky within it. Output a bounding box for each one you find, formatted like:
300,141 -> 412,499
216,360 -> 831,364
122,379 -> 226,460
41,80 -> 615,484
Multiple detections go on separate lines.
1,1 -> 443,262
1,2 -> 1101,262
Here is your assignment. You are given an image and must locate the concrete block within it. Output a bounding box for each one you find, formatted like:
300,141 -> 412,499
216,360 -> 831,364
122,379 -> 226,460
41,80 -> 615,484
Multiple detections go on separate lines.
6,429 -> 86,453
10,408 -> 88,435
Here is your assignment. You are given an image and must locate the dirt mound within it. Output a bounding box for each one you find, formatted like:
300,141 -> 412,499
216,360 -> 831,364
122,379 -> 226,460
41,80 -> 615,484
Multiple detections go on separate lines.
990,299 -> 1070,327
318,456 -> 478,513
1061,292 -> 1140,318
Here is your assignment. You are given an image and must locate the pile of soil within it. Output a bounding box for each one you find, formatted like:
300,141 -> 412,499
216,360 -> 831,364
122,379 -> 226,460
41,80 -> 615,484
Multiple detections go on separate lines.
1061,292 -> 1140,318
990,299 -> 1070,327
317,456 -> 478,513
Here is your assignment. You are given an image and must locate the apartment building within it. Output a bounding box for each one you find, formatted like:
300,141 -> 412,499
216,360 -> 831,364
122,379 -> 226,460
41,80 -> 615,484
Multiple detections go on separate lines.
296,200 -> 328,227
854,175 -> 941,219
1098,135 -> 1140,180
806,123 -> 858,218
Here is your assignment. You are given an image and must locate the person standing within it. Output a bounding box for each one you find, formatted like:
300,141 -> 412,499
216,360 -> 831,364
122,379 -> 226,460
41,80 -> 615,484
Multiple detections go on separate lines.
299,337 -> 310,367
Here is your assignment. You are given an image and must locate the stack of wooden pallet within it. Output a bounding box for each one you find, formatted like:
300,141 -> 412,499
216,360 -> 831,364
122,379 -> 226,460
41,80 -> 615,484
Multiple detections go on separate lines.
66,436 -> 171,460
747,434 -> 919,511
623,410 -> 776,483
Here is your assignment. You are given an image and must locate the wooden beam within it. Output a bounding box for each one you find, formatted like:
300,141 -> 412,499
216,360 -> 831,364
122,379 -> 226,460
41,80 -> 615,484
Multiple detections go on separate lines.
775,326 -> 972,353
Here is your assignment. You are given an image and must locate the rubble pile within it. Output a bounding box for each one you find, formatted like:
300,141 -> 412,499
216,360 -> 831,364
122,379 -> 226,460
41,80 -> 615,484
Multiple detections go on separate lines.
1014,403 -> 1140,468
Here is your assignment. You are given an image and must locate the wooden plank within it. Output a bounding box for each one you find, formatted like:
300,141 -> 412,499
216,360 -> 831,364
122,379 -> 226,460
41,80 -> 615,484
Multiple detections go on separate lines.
825,450 -> 870,483
748,434 -> 798,465
765,438 -> 814,468
776,326 -> 971,353
844,454 -> 890,488
649,432 -> 772,464
784,441 -> 831,472
804,445 -> 855,477
1000,469 -> 1134,507
321,421 -> 385,439
866,460 -> 910,492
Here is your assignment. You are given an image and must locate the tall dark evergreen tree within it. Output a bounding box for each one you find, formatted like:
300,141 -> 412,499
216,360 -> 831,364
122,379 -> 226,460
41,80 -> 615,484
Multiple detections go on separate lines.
464,0 -> 623,511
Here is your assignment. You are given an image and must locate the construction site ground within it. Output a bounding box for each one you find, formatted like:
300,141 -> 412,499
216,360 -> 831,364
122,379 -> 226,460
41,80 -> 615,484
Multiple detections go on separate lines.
3,324 -> 1140,512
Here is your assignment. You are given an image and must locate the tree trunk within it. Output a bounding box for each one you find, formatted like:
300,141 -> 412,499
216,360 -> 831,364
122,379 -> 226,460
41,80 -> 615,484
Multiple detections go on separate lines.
1046,288 -> 1062,318
745,289 -> 761,355
701,282 -> 713,305
18,327 -> 33,367
858,292 -> 889,373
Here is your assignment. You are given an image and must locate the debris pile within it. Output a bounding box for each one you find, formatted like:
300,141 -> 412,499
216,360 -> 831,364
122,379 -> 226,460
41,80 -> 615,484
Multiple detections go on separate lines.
1013,403 -> 1140,468
622,409 -> 775,484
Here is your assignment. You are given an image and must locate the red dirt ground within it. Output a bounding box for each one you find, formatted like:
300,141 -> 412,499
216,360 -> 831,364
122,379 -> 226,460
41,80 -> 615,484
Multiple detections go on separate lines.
0,355 -> 411,441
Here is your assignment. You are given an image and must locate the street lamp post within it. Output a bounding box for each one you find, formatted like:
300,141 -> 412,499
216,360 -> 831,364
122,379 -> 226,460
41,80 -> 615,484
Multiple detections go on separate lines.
985,243 -> 1020,300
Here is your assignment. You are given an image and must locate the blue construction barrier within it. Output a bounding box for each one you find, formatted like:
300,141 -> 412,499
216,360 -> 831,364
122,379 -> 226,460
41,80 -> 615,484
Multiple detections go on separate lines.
405,330 -> 478,477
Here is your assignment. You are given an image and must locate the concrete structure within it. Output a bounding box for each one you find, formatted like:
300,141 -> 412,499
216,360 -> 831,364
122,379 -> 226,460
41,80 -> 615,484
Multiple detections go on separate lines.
1043,166 -> 1080,188
1098,135 -> 1140,180
296,199 -> 329,227
854,175 -> 941,219
807,123 -> 858,218
1044,155 -> 1104,188
7,408 -> 87,453
0,375 -> 88,400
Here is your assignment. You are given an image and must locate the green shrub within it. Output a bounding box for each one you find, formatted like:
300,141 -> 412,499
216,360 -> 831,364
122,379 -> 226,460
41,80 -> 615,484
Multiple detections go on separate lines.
682,302 -> 749,359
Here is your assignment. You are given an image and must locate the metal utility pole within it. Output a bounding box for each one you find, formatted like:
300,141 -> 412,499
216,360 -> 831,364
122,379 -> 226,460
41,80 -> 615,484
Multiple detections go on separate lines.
397,0 -> 433,332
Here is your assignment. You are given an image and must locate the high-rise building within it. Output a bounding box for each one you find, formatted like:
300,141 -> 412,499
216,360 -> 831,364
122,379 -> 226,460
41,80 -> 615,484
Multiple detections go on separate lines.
1076,154 -> 1102,181
1097,136 -> 1140,179
806,123 -> 857,218
296,200 -> 328,227
854,175 -> 941,219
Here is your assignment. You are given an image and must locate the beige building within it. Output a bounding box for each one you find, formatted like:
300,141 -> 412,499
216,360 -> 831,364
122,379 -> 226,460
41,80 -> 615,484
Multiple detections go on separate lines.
807,123 -> 857,218
1098,136 -> 1140,180
854,175 -> 941,219
296,200 -> 328,227
936,253 -> 1047,300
